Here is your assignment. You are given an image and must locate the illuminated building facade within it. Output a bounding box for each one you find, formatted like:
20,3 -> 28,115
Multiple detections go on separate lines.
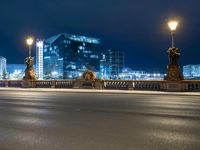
7,64 -> 26,80
36,41 -> 44,79
36,33 -> 101,79
183,64 -> 200,77
100,54 -> 107,79
100,50 -> 124,79
118,68 -> 163,80
0,56 -> 7,79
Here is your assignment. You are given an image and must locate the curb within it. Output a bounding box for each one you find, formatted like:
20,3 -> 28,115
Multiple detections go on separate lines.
0,88 -> 200,96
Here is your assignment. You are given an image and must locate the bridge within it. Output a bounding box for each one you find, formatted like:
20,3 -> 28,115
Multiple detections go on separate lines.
0,80 -> 200,92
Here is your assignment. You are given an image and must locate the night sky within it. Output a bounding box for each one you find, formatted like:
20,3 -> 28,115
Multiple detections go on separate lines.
0,0 -> 200,72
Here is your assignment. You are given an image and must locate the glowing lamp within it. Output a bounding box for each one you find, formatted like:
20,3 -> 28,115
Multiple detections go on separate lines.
168,21 -> 178,32
26,37 -> 34,46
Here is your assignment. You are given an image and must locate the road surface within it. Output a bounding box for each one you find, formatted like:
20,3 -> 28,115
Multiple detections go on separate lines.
0,90 -> 199,150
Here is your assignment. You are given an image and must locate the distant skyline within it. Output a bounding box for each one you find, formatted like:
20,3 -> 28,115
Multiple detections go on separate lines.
0,0 -> 200,72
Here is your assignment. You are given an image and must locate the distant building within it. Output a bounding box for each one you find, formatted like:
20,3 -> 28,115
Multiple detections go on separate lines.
99,53 -> 107,79
183,64 -> 200,77
36,33 -> 101,79
119,67 -> 163,80
100,50 -> 124,79
7,64 -> 26,80
36,41 -> 44,79
0,56 -> 7,79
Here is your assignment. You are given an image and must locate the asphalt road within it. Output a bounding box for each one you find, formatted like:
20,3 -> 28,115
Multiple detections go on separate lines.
0,90 -> 199,150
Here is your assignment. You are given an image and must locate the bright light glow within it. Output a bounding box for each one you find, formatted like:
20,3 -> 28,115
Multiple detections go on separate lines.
26,37 -> 34,46
79,73 -> 82,77
51,71 -> 58,76
36,41 -> 43,47
10,69 -> 24,80
168,21 -> 178,31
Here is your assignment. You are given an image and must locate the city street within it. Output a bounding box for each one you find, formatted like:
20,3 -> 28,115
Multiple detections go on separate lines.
0,90 -> 199,150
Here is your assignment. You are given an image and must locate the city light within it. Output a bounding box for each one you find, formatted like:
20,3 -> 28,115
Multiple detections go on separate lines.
167,19 -> 179,48
168,20 -> 178,32
36,41 -> 43,47
26,36 -> 34,57
26,37 -> 34,46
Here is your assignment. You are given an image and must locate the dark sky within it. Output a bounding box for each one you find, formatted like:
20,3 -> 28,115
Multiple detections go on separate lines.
0,0 -> 200,72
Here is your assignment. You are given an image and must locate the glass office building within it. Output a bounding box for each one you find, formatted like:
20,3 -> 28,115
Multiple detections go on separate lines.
36,33 -> 101,79
100,50 -> 124,79
183,64 -> 200,77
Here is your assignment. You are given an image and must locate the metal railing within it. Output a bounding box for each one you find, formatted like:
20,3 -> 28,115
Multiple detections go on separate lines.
0,80 -> 200,92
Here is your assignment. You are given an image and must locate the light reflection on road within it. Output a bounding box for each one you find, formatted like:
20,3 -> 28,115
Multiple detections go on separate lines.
0,90 -> 199,150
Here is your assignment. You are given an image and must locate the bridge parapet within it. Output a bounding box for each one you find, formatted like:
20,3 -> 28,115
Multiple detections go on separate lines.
0,80 -> 200,92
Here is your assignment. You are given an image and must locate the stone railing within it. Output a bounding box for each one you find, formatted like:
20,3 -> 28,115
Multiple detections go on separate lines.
182,80 -> 200,91
0,80 -> 200,92
104,80 -> 161,90
104,80 -> 130,90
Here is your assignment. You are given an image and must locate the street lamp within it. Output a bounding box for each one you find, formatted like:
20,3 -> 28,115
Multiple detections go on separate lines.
23,36 -> 36,81
168,20 -> 178,48
164,19 -> 184,81
26,37 -> 34,57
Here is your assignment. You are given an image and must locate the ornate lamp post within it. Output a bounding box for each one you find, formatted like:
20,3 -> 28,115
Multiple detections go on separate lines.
27,37 -> 34,57
168,21 -> 178,48
164,19 -> 184,81
23,36 -> 36,80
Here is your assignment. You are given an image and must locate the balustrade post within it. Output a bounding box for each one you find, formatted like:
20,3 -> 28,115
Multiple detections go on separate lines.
31,81 -> 36,88
181,82 -> 188,92
51,81 -> 56,88
128,81 -> 134,90
5,81 -> 9,87
94,80 -> 104,89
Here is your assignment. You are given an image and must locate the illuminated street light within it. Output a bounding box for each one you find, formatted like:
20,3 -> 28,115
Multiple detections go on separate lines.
23,36 -> 36,81
168,20 -> 178,48
164,19 -> 184,81
168,21 -> 178,32
26,37 -> 34,57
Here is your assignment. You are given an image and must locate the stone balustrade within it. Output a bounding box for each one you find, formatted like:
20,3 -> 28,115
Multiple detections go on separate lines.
0,80 -> 200,92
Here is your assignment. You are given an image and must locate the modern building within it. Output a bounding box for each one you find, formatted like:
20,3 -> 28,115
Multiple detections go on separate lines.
183,64 -> 200,78
36,33 -> 101,79
7,64 -> 26,80
36,41 -> 44,79
100,49 -> 124,79
119,67 -> 164,80
99,53 -> 107,79
0,56 -> 7,79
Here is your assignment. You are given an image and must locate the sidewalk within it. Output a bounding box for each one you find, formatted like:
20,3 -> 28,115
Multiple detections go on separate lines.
0,87 -> 200,96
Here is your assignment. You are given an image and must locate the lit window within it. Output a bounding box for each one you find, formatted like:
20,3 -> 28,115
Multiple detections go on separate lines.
90,55 -> 98,59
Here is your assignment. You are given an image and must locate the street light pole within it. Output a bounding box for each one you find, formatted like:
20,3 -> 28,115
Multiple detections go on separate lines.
29,46 -> 31,57
168,21 -> 178,48
23,36 -> 36,81
26,37 -> 34,57
164,19 -> 184,81
171,31 -> 175,48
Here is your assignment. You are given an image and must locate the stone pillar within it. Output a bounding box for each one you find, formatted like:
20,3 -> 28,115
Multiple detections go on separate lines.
128,81 -> 134,90
164,64 -> 184,81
